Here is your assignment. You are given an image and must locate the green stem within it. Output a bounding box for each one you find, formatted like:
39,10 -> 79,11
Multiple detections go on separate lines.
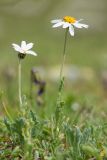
30,80 -> 32,99
60,28 -> 68,80
2,101 -> 13,121
18,58 -> 22,106
55,28 -> 68,131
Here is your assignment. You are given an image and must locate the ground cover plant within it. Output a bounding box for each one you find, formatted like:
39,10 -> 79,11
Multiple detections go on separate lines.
0,1 -> 107,160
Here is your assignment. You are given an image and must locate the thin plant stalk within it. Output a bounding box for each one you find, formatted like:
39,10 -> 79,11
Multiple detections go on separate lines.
18,58 -> 22,106
2,101 -> 13,121
55,28 -> 68,130
30,77 -> 33,100
60,28 -> 68,80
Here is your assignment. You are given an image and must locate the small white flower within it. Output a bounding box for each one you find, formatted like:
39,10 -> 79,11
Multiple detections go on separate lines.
12,41 -> 37,56
51,16 -> 88,36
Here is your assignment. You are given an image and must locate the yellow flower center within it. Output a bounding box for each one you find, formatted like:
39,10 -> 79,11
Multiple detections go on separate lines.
63,16 -> 76,24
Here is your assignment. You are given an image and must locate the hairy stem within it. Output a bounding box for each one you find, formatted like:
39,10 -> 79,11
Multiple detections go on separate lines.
60,28 -> 68,80
18,58 -> 22,106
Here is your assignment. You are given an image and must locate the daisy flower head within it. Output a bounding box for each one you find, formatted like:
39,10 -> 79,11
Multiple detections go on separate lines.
12,41 -> 37,59
51,16 -> 89,36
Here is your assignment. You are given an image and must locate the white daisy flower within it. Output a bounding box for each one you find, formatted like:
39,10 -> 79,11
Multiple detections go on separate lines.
51,16 -> 89,36
12,41 -> 37,57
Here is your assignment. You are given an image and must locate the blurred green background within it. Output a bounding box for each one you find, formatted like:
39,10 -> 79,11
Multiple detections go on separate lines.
0,0 -> 107,119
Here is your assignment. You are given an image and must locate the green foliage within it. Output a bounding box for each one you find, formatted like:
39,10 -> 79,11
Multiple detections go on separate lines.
0,101 -> 107,160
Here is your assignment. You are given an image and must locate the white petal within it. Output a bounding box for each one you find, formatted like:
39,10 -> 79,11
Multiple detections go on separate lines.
26,43 -> 33,50
80,23 -> 89,28
62,22 -> 70,28
12,43 -> 23,53
77,19 -> 83,22
21,41 -> 27,50
69,25 -> 74,36
51,19 -> 62,23
12,43 -> 20,51
52,21 -> 63,28
73,22 -> 82,28
26,50 -> 37,56
73,22 -> 88,28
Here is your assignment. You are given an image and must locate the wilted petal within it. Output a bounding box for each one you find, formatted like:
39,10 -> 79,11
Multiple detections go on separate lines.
63,22 -> 70,28
52,21 -> 63,28
21,41 -> 27,50
26,43 -> 33,50
51,19 -> 62,23
12,43 -> 23,53
26,50 -> 37,56
69,25 -> 74,36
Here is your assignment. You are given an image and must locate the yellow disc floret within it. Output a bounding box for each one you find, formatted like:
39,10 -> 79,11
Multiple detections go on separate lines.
63,16 -> 76,24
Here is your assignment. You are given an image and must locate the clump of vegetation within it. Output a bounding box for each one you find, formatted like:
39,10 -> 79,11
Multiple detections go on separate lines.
1,104 -> 107,160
